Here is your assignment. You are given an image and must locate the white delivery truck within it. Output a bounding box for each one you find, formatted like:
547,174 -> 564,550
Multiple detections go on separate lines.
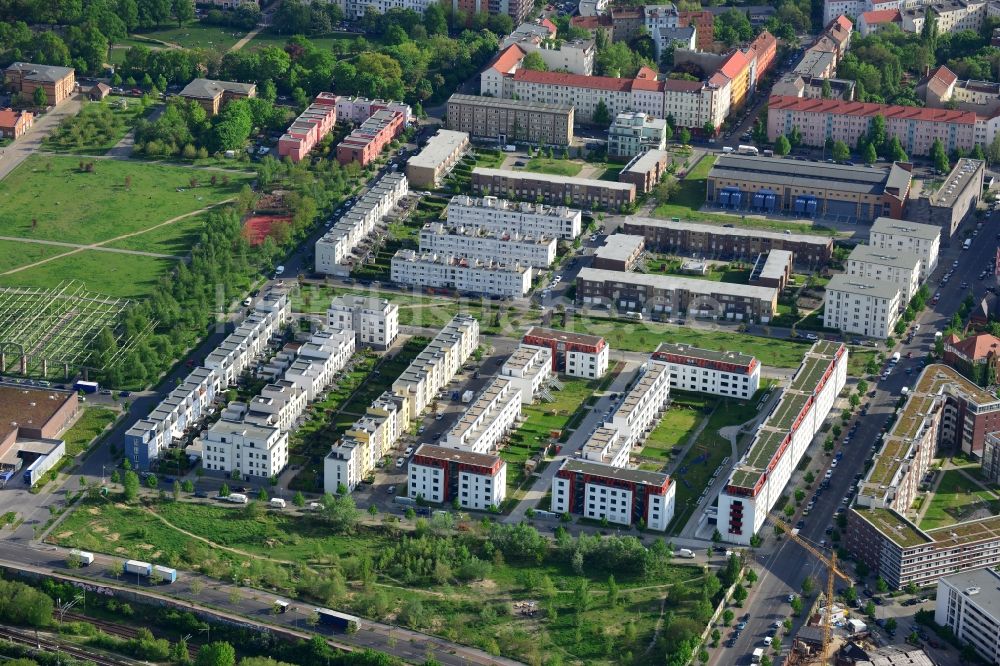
225,493 -> 249,504
752,648 -> 764,664
891,351 -> 901,363
676,548 -> 696,559
462,390 -> 474,403
71,549 -> 95,566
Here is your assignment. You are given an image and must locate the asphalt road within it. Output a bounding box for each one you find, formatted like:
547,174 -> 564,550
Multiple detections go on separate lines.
0,95 -> 83,181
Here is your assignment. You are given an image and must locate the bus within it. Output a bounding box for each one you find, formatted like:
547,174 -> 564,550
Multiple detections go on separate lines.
315,608 -> 362,633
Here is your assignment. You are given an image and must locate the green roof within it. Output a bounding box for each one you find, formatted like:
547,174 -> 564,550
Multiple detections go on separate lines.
770,392 -> 809,431
853,506 -> 932,549
744,429 -> 787,470
789,355 -> 830,393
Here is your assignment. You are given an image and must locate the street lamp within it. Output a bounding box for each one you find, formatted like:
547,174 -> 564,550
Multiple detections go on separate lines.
56,595 -> 84,622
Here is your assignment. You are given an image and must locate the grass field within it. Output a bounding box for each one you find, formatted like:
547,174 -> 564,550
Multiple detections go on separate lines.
919,468 -> 1000,530
0,240 -> 68,273
132,23 -> 245,50
245,30 -> 358,52
524,157 -> 583,177
644,258 -> 752,284
638,395 -> 711,462
62,407 -> 119,457
43,97 -> 152,155
0,252 -> 178,298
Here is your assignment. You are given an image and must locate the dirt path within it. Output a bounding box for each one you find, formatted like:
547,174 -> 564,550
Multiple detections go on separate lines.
0,234 -> 178,258
1,199 -> 233,276
229,25 -> 264,52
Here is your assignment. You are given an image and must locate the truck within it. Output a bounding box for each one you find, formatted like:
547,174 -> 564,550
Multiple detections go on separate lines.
737,145 -> 759,156
153,565 -> 177,583
74,380 -> 99,394
462,390 -> 474,403
676,548 -> 696,559
751,648 -> 764,664
224,493 -> 249,504
70,549 -> 95,566
270,497 -> 286,509
315,608 -> 362,632
891,351 -> 901,363
125,560 -> 153,577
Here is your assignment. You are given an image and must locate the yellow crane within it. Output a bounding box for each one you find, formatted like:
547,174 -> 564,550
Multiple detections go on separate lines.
769,513 -> 853,664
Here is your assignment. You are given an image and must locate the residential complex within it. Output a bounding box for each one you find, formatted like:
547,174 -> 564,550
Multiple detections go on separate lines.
201,421 -> 289,480
315,172 -> 409,276
846,244 -> 923,303
445,94 -> 574,147
446,195 -> 582,239
652,343 -> 761,399
125,292 -> 291,469
419,221 -> 557,268
4,62 -> 75,105
593,234 -> 645,272
336,108 -> 406,166
719,341 -> 848,545
442,377 -> 522,454
178,78 -> 256,116
327,295 -> 400,350
522,327 -> 609,379
500,344 -> 554,403
552,458 -> 675,530
868,217 -> 941,281
623,217 -> 835,267
405,130 -> 470,189
934,569 -> 1000,665
608,112 -> 667,159
619,149 -> 670,194
576,267 -> 779,323
706,155 -> 913,223
588,358 -> 671,459
392,314 -> 480,417
333,96 -> 412,125
390,249 -> 532,298
905,159 -> 985,243
748,250 -> 794,290
470,168 -> 636,210
277,92 -> 338,163
408,444 -> 507,510
848,364 -> 1000,588
823,274 -> 903,339
499,21 -> 596,75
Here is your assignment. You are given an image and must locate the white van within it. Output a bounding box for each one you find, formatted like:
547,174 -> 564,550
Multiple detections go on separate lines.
722,146 -> 734,154
225,493 -> 249,504
963,238 -> 972,250
270,497 -> 286,508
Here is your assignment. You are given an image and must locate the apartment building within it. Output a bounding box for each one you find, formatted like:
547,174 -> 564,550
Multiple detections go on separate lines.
284,329 -> 356,401
522,327 -> 609,379
325,391 -> 403,492
405,130 -> 470,189
593,234 -> 645,272
336,109 -> 405,166
235,381 -> 308,434
408,444 -> 507,510
678,10 -> 715,51
848,364 -> 1000,588
847,245 -> 923,303
868,217 -> 941,281
707,154 -> 913,223
935,569 -> 1000,665
333,96 -> 412,125
179,78 -> 256,116
277,92 -> 338,163
201,421 -> 288,479
748,249 -> 794,290
824,275 -> 902,338
4,62 -> 75,105
500,31 -> 596,76
623,217 -> 834,267
857,8 -> 902,34
608,112 -> 667,160
451,0 -> 533,25
719,341 -> 848,544
315,172 -> 409,275
602,359 -> 671,453
767,95 -> 978,156
390,249 -> 532,298
643,6 -> 696,59
652,343 -> 761,399
576,267 -> 779,323
0,108 -> 33,139
470,168 -> 636,210
619,149 -> 670,194
392,314 -> 480,417
906,159 -> 985,244
445,94 -> 574,146
479,44 -> 527,99
327,295 -> 399,350
944,333 -> 1000,389
443,378 -> 522,454
552,459 -> 675,530
419,222 -> 557,268
446,194 -> 582,239
901,0 -> 990,33
500,344 -> 554,403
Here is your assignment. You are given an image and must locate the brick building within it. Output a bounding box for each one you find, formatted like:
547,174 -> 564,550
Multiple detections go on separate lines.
4,62 -> 75,105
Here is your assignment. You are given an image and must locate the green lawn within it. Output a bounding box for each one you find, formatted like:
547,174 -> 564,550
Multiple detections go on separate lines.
62,407 -> 119,457
245,30 -> 358,52
638,395 -> 712,462
919,468 -> 1000,530
43,97 -> 153,155
103,213 -> 208,256
132,23 -> 246,50
598,165 -> 624,181
0,240 -> 68,273
524,157 -> 583,177
1,251 -> 179,298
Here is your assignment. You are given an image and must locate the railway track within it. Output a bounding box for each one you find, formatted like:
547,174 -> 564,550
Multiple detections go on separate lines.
0,625 -> 129,666
60,612 -> 200,658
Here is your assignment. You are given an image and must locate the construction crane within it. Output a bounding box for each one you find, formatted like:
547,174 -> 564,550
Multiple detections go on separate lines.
769,513 -> 853,664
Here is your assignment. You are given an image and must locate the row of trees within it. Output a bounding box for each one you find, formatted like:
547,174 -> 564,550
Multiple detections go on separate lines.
132,95 -> 283,156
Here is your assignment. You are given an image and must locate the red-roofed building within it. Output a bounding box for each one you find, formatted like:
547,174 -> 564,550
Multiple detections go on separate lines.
278,94 -> 337,163
0,108 -> 33,139
480,44 -> 526,97
678,10 -> 714,51
944,333 -> 1000,385
570,14 -> 614,41
720,50 -> 751,109
745,30 -> 778,86
336,109 -> 404,167
857,9 -> 901,36
767,95 -> 977,155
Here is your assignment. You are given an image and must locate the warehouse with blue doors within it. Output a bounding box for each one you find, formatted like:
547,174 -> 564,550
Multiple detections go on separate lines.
0,383 -> 76,487
706,155 -> 912,224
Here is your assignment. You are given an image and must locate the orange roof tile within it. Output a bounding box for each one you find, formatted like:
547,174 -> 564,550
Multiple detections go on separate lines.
835,15 -> 853,31
540,18 -> 557,35
860,9 -> 900,23
0,108 -> 29,128
767,95 -> 977,124
489,44 -> 526,73
952,333 -> 1000,361
720,51 -> 749,79
513,68 -> 635,92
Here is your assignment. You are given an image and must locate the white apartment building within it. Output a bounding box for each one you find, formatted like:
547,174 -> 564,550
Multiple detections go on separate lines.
332,95 -> 413,124
846,245 -> 923,304
408,444 -> 507,510
390,249 -> 533,298
643,5 -> 697,58
901,0 -> 989,34
582,426 -> 631,467
500,28 -> 596,75
823,274 -> 902,339
823,0 -> 898,25
567,345 -> 609,379
443,378 -> 522,454
606,359 -> 671,452
315,173 -> 408,275
447,195 -> 582,239
202,420 -> 289,479
935,569 -> 1000,665
392,314 -> 480,417
245,380 -> 308,432
327,295 -> 399,350
608,112 -> 668,159
418,222 -> 557,268
285,329 -> 356,401
652,343 -> 761,399
325,391 -> 402,493
552,459 -> 675,531
500,344 -> 554,403
868,217 -> 941,281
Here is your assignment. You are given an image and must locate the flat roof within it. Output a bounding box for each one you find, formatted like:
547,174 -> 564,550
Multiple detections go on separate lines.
180,78 -> 256,99
653,342 -> 757,367
208,419 -> 277,440
849,245 -> 922,271
559,458 -> 669,486
407,130 -> 469,170
853,506 -> 932,548
825,274 -> 901,300
578,267 -> 779,301
472,167 -> 636,191
869,217 -> 941,241
709,154 -> 896,195
623,149 -> 670,174
938,568 -> 1000,620
931,158 -> 984,208
0,384 -> 75,444
414,443 -> 503,468
759,250 -> 792,281
447,93 -> 573,114
624,216 -> 833,245
524,326 -> 605,347
594,234 -> 644,262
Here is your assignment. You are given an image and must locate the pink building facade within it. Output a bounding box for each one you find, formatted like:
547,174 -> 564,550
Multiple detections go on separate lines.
277,92 -> 338,163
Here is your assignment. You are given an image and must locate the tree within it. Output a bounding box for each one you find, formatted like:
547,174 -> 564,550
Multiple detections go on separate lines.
607,575 -> 619,607
887,136 -> 908,162
593,99 -> 611,126
864,600 -> 876,618
885,617 -> 897,634
722,609 -> 735,625
678,128 -> 691,145
972,143 -> 985,160
368,504 -> 378,517
921,8 -> 938,50
145,473 -> 158,488
122,470 -> 140,501
790,596 -> 803,615
904,581 -> 919,596
292,491 -> 306,507
733,584 -> 748,605
424,3 -> 448,35
842,586 -> 858,605
172,479 -> 181,500
182,479 -> 194,493
219,483 -> 230,497
774,135 -> 791,156
863,142 -> 878,165
712,528 -> 722,543
196,642 -> 236,666
319,492 -> 360,532
821,79 -> 833,99
703,121 -> 716,137
173,0 -> 194,26
802,576 -> 815,596
831,140 -> 850,162
257,488 -> 269,502
788,126 -> 803,149
33,87 -> 47,107
521,51 -> 547,71
930,138 -> 950,173
876,577 -> 889,593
